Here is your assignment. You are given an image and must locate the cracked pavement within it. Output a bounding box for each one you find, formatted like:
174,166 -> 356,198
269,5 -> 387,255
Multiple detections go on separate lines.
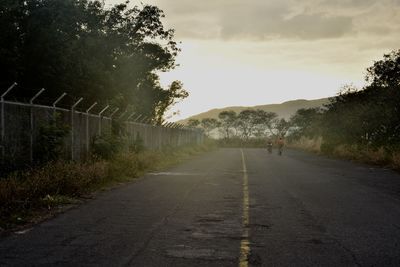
1,148 -> 400,266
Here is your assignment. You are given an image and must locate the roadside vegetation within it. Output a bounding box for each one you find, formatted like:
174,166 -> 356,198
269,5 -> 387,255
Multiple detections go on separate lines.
288,50 -> 400,169
0,141 -> 215,231
0,0 -> 212,231
0,0 -> 187,123
190,49 -> 400,169
187,109 -> 290,147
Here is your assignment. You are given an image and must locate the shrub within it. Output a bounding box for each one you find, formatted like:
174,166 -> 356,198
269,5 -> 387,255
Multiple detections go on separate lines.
129,133 -> 145,153
363,147 -> 389,164
392,152 -> 400,170
0,160 -> 109,226
288,136 -> 322,153
35,117 -> 70,164
320,142 -> 337,154
91,134 -> 122,159
0,142 -> 214,229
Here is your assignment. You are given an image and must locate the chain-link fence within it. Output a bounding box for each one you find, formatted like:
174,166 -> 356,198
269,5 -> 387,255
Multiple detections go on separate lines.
0,83 -> 203,170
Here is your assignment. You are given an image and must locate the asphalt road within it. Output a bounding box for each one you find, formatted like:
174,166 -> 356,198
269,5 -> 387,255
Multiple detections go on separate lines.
1,148 -> 400,266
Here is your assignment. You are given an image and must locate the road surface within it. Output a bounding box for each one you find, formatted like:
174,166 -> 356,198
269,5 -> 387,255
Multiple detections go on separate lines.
1,148 -> 400,266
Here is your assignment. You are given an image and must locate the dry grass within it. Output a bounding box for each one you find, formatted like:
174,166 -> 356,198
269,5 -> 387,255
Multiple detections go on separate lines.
363,147 -> 388,164
332,144 -> 359,159
391,151 -> 400,170
288,137 -> 322,153
0,161 -> 109,228
332,145 -> 390,165
0,143 -> 215,230
290,136 -> 399,170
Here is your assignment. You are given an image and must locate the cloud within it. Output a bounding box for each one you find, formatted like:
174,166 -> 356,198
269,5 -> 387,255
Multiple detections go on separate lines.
220,12 -> 353,40
132,0 -> 398,42
105,0 -> 400,121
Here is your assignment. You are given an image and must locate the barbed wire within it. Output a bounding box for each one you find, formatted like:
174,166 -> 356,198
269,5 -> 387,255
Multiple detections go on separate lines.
0,82 -> 187,128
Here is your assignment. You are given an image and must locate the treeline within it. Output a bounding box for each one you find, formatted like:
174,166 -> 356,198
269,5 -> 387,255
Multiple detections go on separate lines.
289,49 -> 400,161
189,49 -> 400,162
0,0 -> 187,123
187,110 -> 290,146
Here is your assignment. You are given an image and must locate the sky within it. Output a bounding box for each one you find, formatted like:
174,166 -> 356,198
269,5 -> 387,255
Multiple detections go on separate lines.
107,0 -> 400,121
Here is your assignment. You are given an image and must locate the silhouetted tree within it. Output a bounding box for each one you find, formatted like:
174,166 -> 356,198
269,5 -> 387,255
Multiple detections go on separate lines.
289,108 -> 323,139
253,110 -> 277,138
269,118 -> 290,138
200,118 -> 220,137
187,118 -> 200,128
237,110 -> 258,140
0,0 -> 185,121
288,49 -> 400,153
218,110 -> 237,139
366,49 -> 400,87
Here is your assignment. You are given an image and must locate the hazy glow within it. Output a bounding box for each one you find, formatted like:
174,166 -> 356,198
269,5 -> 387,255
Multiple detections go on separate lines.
107,0 -> 400,120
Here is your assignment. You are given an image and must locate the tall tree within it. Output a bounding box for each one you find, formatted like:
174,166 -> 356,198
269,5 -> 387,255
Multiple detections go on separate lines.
218,110 -> 237,139
200,118 -> 220,137
0,0 -> 185,121
237,110 -> 258,139
253,110 -> 277,138
366,49 -> 400,87
289,108 -> 323,139
269,118 -> 290,138
187,118 -> 200,128
237,109 -> 277,139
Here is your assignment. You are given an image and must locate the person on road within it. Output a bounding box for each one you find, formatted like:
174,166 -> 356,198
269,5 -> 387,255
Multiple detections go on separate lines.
277,136 -> 284,155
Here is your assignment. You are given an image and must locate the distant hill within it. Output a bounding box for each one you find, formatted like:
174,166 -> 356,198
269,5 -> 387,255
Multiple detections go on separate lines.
178,98 -> 330,124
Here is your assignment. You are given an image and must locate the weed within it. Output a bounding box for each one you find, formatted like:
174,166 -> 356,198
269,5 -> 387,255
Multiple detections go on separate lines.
288,137 -> 322,153
91,134 -> 122,160
35,116 -> 70,164
392,152 -> 400,170
0,143 -> 215,230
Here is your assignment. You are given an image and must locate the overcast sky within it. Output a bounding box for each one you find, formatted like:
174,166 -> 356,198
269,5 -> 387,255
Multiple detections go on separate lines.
107,0 -> 400,120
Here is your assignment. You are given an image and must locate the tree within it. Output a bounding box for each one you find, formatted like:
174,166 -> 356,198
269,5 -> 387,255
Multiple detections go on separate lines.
289,108 -> 323,140
237,110 -> 258,140
307,50 -> 400,152
218,110 -> 237,139
200,118 -> 220,137
0,0 -> 185,121
236,109 -> 277,139
187,118 -> 200,128
152,80 -> 188,125
366,49 -> 400,87
269,118 -> 290,138
322,83 -> 400,151
253,110 -> 277,138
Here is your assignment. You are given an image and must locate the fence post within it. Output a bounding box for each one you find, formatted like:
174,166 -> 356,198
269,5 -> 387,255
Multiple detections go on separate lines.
29,88 -> 45,163
52,92 -> 67,118
159,125 -> 162,150
140,116 -> 148,123
126,112 -> 136,122
118,110 -> 127,120
126,112 -> 136,146
71,97 -> 83,161
86,102 -> 97,156
1,82 -> 17,160
110,108 -> 119,119
98,105 -> 109,136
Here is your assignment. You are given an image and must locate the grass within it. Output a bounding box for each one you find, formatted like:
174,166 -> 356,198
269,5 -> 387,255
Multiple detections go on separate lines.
0,142 -> 216,231
392,152 -> 400,170
287,136 -> 322,153
217,137 -> 270,148
288,136 -> 400,170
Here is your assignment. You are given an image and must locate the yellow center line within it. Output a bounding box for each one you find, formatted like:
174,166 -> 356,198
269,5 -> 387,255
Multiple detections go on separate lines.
239,149 -> 250,267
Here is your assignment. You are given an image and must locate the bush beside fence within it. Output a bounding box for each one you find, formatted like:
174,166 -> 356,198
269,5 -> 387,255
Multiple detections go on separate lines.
0,99 -> 203,171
